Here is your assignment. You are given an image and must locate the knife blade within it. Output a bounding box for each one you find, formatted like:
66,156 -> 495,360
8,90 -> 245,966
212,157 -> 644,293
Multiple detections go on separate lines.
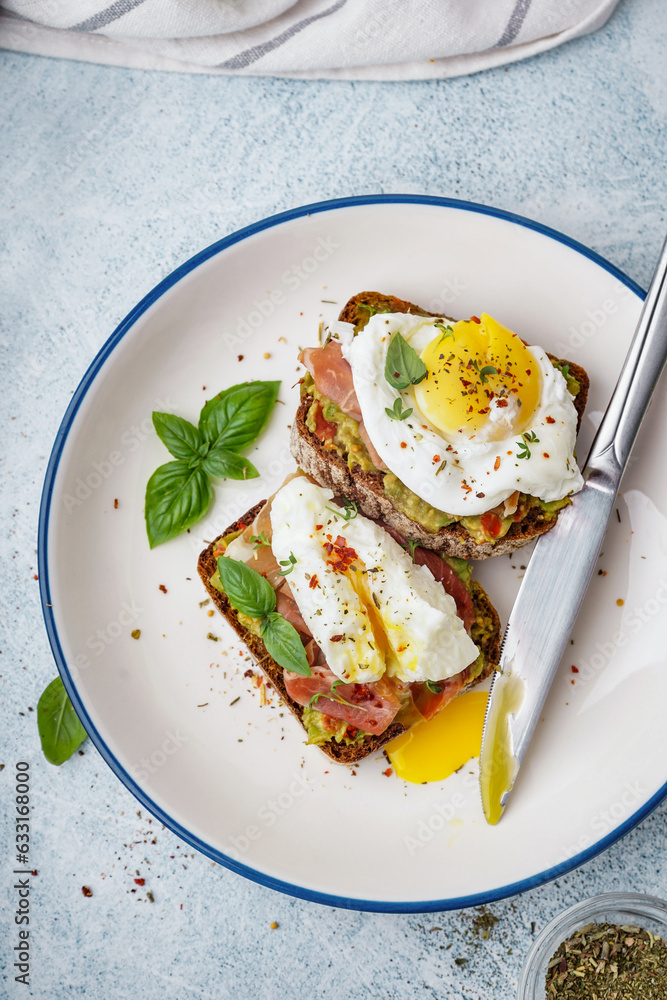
479,233 -> 667,825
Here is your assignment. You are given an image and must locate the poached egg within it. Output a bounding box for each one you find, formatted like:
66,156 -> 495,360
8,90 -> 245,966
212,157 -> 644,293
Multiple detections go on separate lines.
269,478 -> 479,685
342,312 -> 583,516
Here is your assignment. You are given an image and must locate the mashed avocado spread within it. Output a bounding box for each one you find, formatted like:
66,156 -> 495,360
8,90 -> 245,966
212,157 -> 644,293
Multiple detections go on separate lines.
302,707 -> 367,746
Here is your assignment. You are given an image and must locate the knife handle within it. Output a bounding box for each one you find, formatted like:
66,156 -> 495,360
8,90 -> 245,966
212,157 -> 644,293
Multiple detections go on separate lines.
587,232 -> 667,479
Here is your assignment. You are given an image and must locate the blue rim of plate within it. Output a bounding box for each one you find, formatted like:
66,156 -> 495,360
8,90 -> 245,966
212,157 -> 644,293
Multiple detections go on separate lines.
38,194 -> 660,914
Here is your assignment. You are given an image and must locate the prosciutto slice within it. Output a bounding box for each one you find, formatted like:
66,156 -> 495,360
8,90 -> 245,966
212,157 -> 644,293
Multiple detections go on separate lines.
300,341 -> 362,420
300,342 -> 387,469
275,580 -> 310,636
284,664 -> 401,736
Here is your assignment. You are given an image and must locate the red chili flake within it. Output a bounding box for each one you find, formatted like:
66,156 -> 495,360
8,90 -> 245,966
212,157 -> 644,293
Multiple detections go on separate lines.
323,535 -> 358,573
81,886 -> 93,897
315,524 -> 323,530
546,415 -> 556,424
330,635 -> 344,642
243,669 -> 254,678
309,574 -> 319,590
471,315 -> 481,324
237,354 -> 244,361
383,768 -> 393,777
496,398 -> 509,408
134,878 -> 145,886
113,498 -> 119,509
460,379 -> 472,388
33,573 -> 38,580
397,645 -> 407,653
526,369 -> 531,376
571,665 -> 579,673
543,452 -> 550,458
476,492 -> 485,499
507,450 -> 513,455
494,456 -> 501,471
31,870 -> 38,876
433,454 -> 441,463
159,584 -> 167,594
400,442 -> 407,449
348,684 -> 372,703
571,679 -> 575,685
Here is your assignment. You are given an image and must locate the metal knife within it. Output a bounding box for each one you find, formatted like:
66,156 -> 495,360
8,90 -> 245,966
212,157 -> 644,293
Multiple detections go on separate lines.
479,233 -> 667,825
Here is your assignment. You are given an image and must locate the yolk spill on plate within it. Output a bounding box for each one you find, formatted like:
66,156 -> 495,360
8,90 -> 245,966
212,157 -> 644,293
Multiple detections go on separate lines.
386,691 -> 488,783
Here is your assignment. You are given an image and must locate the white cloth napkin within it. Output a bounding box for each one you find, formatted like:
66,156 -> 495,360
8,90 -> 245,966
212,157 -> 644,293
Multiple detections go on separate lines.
0,0 -> 620,80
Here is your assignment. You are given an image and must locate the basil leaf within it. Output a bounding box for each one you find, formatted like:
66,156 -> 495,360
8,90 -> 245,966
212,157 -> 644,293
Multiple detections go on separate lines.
37,677 -> 87,765
199,381 -> 280,452
202,447 -> 259,481
260,612 -> 311,676
384,333 -> 428,390
145,460 -> 212,548
216,556 -> 276,618
152,412 -> 204,461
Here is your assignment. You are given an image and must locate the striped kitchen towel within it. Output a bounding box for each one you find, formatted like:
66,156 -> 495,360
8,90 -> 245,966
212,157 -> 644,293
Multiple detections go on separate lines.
0,0 -> 621,80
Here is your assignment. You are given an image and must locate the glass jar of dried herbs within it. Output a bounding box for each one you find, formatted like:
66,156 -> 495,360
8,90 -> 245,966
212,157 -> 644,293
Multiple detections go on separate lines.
517,893 -> 667,1000
545,921 -> 667,998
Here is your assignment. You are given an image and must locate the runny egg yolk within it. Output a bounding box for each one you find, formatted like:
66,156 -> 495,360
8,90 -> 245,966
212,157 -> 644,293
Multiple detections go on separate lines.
346,559 -> 392,664
414,313 -> 540,440
385,692 -> 488,783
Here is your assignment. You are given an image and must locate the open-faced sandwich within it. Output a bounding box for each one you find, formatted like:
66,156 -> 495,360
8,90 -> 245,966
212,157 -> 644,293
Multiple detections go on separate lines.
197,474 -> 501,763
291,292 -> 589,558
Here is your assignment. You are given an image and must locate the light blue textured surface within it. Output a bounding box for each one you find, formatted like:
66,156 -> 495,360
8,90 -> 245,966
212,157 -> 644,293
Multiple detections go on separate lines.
1,0 -> 667,996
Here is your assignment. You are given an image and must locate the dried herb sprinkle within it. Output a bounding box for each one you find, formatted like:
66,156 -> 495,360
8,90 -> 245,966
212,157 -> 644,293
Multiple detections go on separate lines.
545,921 -> 667,998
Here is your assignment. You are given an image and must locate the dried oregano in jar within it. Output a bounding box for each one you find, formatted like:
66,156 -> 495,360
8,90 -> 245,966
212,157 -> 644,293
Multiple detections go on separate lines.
545,921 -> 667,998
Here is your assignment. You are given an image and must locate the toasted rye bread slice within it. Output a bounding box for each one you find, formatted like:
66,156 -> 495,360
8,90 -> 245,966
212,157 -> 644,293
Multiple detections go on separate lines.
291,291 -> 590,559
197,501 -> 501,764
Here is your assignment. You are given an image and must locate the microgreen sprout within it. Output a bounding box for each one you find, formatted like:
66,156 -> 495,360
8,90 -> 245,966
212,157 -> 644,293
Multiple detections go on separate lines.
385,397 -> 413,421
277,552 -> 297,576
434,322 -> 455,345
250,531 -> 270,549
309,678 -> 362,710
358,303 -> 391,317
516,430 -> 540,459
326,499 -> 358,521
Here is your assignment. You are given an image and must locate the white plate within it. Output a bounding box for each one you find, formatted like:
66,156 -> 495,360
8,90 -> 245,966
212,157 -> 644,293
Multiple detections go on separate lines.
39,196 -> 667,912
